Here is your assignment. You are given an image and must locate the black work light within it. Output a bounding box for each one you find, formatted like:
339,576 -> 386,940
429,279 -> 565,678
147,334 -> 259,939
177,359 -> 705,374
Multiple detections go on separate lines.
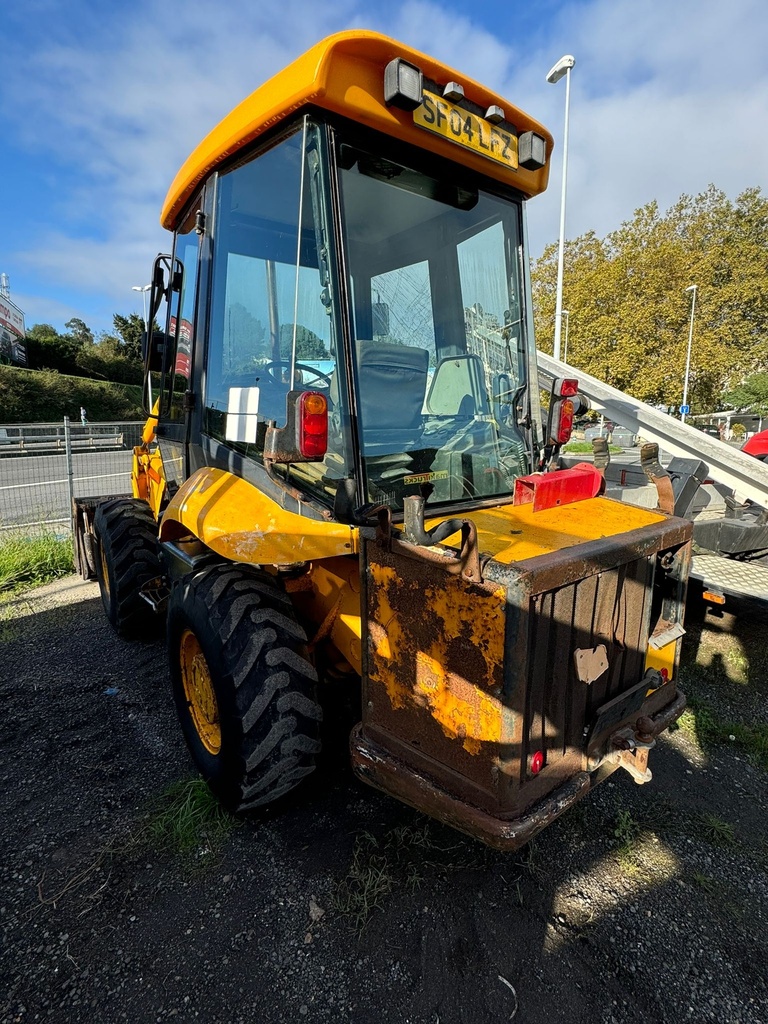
518,131 -> 547,170
384,58 -> 424,110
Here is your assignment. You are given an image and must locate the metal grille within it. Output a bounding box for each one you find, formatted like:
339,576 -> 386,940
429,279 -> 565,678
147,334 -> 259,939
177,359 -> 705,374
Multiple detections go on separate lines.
0,419 -> 142,534
523,555 -> 655,767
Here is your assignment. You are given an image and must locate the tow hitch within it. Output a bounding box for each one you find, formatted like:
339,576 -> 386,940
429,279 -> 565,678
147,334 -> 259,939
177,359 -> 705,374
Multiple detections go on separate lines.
607,715 -> 657,784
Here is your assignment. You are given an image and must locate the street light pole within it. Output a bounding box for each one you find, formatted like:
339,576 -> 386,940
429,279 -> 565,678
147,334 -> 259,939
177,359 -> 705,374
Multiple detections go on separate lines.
563,309 -> 570,364
546,54 -> 575,362
132,283 -> 151,335
682,285 -> 697,423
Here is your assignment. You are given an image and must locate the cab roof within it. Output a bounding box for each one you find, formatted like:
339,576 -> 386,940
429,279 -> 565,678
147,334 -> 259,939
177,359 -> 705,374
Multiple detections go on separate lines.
162,31 -> 553,231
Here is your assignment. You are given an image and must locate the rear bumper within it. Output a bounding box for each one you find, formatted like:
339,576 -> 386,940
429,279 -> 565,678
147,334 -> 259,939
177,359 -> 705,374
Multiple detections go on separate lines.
350,689 -> 686,851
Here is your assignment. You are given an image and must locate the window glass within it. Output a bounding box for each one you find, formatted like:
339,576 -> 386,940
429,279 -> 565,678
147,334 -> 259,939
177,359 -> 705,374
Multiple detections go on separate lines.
338,141 -> 531,513
205,123 -> 343,504
165,210 -> 200,422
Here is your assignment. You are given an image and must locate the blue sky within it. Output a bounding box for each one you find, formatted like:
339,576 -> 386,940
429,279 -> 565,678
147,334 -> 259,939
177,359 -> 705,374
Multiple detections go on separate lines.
1,0 -> 766,337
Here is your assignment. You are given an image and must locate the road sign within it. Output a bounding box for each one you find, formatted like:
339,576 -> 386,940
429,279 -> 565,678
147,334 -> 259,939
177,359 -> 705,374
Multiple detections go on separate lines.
680,404 -> 690,415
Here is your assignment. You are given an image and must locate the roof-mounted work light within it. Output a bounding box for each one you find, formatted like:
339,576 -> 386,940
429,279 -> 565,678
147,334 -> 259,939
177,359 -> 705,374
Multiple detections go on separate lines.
384,58 -> 424,110
518,131 -> 547,170
443,81 -> 464,101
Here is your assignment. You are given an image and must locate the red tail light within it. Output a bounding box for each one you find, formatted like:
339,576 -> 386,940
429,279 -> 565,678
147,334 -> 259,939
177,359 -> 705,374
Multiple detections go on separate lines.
554,377 -> 579,397
298,392 -> 328,458
550,398 -> 575,445
530,750 -> 545,774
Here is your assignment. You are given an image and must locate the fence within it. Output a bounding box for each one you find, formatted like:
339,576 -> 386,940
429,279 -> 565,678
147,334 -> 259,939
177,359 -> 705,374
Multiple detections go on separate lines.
0,419 -> 144,534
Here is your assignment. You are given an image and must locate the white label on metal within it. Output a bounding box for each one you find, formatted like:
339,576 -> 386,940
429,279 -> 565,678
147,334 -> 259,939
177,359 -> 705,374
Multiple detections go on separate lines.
648,622 -> 686,650
225,387 -> 260,444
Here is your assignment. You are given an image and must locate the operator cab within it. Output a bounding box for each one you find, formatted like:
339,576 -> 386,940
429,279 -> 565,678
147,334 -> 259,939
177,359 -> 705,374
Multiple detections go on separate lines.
147,111 -> 540,523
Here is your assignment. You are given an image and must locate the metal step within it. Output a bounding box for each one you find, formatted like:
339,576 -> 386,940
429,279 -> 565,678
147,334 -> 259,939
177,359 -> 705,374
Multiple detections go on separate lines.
689,553 -> 768,602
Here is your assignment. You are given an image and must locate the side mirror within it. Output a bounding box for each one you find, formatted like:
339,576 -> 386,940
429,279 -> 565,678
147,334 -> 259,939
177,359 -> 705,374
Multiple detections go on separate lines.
142,330 -> 166,373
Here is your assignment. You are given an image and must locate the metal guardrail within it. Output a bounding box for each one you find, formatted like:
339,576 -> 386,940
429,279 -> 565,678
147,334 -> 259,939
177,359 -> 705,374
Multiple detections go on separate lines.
0,418 -> 142,534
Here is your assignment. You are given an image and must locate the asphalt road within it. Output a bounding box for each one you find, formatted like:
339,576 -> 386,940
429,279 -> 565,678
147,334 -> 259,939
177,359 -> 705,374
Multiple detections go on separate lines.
0,449 -> 132,529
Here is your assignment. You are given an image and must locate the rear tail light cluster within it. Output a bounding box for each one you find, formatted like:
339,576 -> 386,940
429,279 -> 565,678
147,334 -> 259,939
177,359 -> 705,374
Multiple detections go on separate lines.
298,392 -> 328,458
547,377 -> 580,446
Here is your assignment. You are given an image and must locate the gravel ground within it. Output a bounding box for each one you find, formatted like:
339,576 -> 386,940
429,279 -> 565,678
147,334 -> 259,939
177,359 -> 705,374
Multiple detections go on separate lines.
1,577 -> 766,1024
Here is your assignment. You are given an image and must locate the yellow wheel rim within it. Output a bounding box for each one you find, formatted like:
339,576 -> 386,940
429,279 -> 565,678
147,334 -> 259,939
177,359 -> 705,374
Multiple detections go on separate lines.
179,629 -> 221,755
100,545 -> 111,599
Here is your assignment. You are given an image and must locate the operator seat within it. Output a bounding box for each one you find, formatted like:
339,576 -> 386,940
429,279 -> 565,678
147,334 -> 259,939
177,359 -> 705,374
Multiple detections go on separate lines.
356,341 -> 429,456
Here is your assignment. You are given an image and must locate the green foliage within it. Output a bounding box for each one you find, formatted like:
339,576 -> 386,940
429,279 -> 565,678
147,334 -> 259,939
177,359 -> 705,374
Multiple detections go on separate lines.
730,422 -> 746,439
724,372 -> 768,414
112,313 -> 146,363
533,185 -> 768,412
24,315 -> 144,384
0,365 -> 144,422
147,777 -> 239,861
675,699 -> 768,770
0,533 -> 74,592
613,808 -> 640,848
697,813 -> 736,847
279,323 -> 330,360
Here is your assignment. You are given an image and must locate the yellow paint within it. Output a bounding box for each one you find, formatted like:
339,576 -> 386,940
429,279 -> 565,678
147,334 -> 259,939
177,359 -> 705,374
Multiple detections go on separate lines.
644,639 -> 678,685
425,496 -> 665,565
131,446 -> 166,519
159,466 -> 358,564
161,31 -> 553,230
368,562 -> 508,753
300,558 -> 364,675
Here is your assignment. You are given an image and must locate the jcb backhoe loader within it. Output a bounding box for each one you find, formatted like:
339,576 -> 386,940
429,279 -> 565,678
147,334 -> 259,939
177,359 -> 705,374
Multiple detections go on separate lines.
74,31 -> 690,849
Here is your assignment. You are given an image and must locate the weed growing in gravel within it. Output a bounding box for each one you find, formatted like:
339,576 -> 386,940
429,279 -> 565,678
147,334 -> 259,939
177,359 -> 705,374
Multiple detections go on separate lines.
673,700 -> 768,770
147,777 -> 239,864
0,532 -> 73,593
690,871 -> 717,894
332,831 -> 396,933
697,812 -> 737,847
613,808 -> 640,849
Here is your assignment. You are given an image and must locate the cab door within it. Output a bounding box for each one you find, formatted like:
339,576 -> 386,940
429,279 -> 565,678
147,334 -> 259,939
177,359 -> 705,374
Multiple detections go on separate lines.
155,189 -> 207,494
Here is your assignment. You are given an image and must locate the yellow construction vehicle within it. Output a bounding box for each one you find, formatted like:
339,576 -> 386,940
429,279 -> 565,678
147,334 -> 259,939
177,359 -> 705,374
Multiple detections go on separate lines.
74,31 -> 691,849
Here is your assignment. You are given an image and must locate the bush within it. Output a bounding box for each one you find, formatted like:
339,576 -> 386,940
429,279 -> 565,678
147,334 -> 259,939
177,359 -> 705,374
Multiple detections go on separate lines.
0,365 -> 144,423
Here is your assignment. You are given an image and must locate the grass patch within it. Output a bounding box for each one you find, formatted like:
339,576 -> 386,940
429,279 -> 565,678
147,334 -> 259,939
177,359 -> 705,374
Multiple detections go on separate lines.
0,532 -> 74,592
562,440 -> 622,453
672,700 -> 768,770
146,778 -> 239,864
332,831 -> 397,933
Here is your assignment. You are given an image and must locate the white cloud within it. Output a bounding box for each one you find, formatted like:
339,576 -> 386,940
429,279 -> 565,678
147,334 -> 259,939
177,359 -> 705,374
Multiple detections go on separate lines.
2,0 -> 767,332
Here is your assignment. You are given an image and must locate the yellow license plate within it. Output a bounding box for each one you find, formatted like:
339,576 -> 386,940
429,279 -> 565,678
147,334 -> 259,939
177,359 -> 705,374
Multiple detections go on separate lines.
413,91 -> 518,171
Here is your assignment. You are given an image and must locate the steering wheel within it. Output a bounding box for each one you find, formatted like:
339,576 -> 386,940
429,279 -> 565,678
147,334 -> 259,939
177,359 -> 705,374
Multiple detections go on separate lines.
261,360 -> 332,389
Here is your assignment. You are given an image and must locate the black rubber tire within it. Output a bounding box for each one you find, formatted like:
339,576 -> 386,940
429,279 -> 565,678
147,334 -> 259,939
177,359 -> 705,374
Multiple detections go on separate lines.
167,564 -> 322,812
94,497 -> 162,639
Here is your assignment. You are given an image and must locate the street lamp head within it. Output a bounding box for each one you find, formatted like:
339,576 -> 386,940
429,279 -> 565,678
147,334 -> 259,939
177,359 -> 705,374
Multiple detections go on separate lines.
685,284 -> 697,293
132,284 -> 150,293
546,54 -> 575,84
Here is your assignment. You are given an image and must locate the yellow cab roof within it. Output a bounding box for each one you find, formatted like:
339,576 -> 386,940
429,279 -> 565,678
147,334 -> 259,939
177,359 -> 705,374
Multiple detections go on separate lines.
161,30 -> 553,230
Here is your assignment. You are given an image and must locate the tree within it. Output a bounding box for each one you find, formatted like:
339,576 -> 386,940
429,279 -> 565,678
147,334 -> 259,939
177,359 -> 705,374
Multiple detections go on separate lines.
724,373 -> 768,414
112,313 -> 145,363
532,185 -> 768,413
25,324 -> 82,374
65,317 -> 94,348
279,324 -> 329,360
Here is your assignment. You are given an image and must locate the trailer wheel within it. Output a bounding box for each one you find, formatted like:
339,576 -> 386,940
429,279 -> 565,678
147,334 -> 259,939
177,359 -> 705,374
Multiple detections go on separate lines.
94,497 -> 161,638
167,564 -> 322,812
